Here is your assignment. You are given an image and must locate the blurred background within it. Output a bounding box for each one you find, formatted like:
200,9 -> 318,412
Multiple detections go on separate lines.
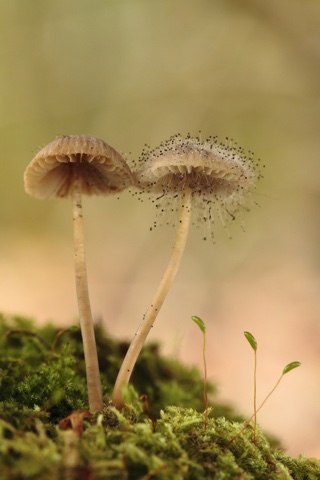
1,0 -> 319,456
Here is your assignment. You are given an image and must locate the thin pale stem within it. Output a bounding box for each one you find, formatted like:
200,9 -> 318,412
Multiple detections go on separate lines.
253,349 -> 257,443
228,373 -> 284,446
254,373 -> 283,416
73,189 -> 103,412
203,331 -> 208,429
112,188 -> 193,408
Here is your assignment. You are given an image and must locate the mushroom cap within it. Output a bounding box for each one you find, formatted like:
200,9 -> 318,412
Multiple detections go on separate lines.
24,135 -> 133,199
137,135 -> 257,198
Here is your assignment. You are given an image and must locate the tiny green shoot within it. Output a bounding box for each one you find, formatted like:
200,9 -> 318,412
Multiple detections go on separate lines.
192,315 -> 206,334
191,315 -> 208,428
282,361 -> 301,375
244,331 -> 257,351
229,335 -> 301,446
244,331 -> 258,443
253,360 -> 301,417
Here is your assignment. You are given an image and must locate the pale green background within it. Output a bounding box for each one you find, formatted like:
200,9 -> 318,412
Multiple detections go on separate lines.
0,0 -> 319,456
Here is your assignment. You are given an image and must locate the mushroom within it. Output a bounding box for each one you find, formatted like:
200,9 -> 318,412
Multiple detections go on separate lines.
24,134 -> 133,412
112,133 -> 260,408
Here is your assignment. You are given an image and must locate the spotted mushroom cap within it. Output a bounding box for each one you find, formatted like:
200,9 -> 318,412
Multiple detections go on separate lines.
137,134 -> 258,200
24,135 -> 134,199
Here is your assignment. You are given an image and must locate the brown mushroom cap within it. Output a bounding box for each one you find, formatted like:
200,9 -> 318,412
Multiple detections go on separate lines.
137,135 -> 257,198
24,135 -> 133,199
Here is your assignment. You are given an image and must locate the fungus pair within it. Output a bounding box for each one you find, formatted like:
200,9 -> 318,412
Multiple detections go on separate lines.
24,133 -> 259,412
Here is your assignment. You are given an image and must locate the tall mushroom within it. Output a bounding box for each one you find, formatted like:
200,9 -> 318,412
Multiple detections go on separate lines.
24,134 -> 133,412
112,133 -> 260,408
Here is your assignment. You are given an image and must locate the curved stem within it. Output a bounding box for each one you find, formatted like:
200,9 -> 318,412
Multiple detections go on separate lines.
228,373 -> 284,446
203,331 -> 208,429
73,189 -> 103,412
255,373 -> 283,416
253,348 -> 257,443
112,188 -> 193,408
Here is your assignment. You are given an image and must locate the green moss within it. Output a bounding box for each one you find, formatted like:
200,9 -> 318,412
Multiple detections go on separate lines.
0,313 -> 231,424
1,406 -> 319,479
0,314 -> 319,479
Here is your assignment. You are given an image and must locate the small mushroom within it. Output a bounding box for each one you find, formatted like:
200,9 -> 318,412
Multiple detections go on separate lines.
24,134 -> 133,412
112,133 -> 259,408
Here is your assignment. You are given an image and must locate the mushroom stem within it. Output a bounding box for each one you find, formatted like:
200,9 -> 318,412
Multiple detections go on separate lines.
72,188 -> 103,412
112,188 -> 193,408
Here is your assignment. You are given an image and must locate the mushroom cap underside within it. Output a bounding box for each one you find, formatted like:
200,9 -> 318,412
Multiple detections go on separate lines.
24,135 -> 133,198
137,149 -> 256,195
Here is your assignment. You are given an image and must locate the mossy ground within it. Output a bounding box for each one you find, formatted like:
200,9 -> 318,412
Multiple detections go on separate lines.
0,313 -> 319,479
